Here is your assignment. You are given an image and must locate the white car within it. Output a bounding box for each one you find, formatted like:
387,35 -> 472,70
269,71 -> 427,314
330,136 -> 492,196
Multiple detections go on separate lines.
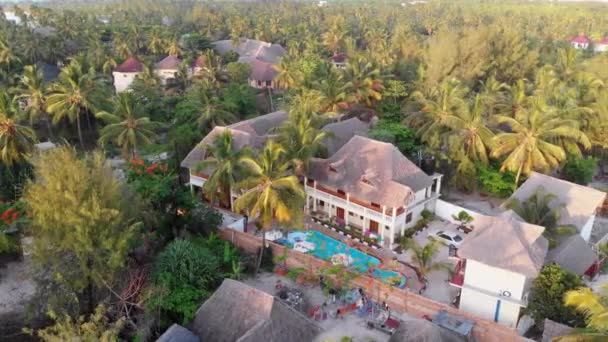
428,230 -> 463,247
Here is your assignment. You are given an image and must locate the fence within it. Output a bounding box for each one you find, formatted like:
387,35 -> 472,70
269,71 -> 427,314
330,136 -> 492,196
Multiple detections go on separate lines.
434,199 -> 486,225
218,228 -> 524,342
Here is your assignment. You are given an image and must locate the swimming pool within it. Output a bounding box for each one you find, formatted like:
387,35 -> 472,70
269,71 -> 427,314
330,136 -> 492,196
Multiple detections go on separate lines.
280,230 -> 406,288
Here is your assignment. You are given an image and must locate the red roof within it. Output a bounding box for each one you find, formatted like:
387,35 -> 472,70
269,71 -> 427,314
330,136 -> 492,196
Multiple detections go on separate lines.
332,53 -> 347,63
156,55 -> 181,70
115,56 -> 144,73
191,55 -> 208,68
597,37 -> 608,45
570,35 -> 590,44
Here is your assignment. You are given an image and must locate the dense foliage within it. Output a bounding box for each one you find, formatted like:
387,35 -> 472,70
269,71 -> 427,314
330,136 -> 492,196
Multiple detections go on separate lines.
526,265 -> 587,328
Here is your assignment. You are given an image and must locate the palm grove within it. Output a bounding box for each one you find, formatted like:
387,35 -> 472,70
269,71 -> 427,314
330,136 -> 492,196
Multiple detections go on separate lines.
1,0 -> 608,340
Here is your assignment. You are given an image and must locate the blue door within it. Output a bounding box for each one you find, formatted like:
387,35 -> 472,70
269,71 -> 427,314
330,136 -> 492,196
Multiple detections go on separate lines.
494,299 -> 501,322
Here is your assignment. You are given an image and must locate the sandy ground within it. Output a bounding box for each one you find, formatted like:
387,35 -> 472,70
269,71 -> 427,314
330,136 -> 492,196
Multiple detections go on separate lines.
244,272 -> 415,342
0,259 -> 35,315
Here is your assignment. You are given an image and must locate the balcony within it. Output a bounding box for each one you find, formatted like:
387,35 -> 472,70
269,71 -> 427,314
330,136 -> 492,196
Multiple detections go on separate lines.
449,259 -> 465,287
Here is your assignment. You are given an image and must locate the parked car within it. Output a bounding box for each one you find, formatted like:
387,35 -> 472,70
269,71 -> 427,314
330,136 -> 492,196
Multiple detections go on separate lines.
428,230 -> 463,247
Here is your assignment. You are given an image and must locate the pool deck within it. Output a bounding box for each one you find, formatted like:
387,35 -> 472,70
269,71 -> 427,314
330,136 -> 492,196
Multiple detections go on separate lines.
305,220 -> 424,293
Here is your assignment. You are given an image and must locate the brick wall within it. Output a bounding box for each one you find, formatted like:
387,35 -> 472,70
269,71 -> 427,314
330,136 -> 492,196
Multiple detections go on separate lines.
219,228 -> 524,342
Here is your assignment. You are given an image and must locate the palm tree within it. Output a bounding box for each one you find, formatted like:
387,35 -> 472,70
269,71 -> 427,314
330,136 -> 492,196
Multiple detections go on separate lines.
444,95 -> 495,165
165,40 -> 182,57
505,188 -> 576,247
407,78 -> 468,149
275,115 -> 329,176
0,37 -> 21,75
15,65 -> 53,139
496,78 -> 529,119
96,93 -> 162,158
561,286 -> 608,340
491,99 -> 591,186
321,28 -> 345,55
189,83 -> 237,131
314,71 -> 348,113
400,238 -> 450,282
0,92 -> 37,168
341,58 -> 385,107
197,131 -> 252,208
234,141 -> 306,274
274,57 -> 301,89
47,60 -> 106,149
147,28 -> 165,55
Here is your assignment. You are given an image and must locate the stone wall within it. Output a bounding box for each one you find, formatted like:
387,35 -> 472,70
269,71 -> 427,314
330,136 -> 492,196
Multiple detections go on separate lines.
219,228 -> 524,342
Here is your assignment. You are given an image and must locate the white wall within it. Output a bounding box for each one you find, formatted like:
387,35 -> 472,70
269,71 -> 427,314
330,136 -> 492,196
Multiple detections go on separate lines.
595,44 -> 608,53
435,199 -> 484,225
459,259 -> 527,328
155,69 -> 178,85
571,42 -> 589,50
113,72 -> 139,92
580,215 -> 595,242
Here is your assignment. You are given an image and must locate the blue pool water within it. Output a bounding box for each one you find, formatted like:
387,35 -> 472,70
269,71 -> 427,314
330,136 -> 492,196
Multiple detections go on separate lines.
280,230 -> 406,287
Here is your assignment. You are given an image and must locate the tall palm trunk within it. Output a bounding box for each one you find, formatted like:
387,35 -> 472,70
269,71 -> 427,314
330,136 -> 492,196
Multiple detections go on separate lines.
76,113 -> 85,149
44,115 -> 54,140
514,164 -> 523,191
255,230 -> 266,276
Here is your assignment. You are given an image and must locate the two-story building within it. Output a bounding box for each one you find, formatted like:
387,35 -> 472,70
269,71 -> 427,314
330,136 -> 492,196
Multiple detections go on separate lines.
155,55 -> 181,85
181,111 -> 290,209
507,172 -> 607,242
450,211 -> 549,328
305,135 -> 442,247
212,38 -> 286,89
112,56 -> 144,92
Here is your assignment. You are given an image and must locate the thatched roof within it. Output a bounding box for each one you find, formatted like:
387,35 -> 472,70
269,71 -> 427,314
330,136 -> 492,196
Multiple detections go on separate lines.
388,318 -> 466,342
157,324 -> 199,342
321,117 -> 370,155
156,55 -> 182,70
546,235 -> 597,275
458,211 -> 548,277
307,135 -> 433,208
190,279 -> 321,342
249,59 -> 279,82
180,111 -> 288,169
213,38 -> 286,64
507,172 -> 607,230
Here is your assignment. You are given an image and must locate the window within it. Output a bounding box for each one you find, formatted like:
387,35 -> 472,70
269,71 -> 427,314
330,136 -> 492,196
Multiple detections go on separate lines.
360,216 -> 364,220
319,200 -> 325,207
337,189 -> 346,196
385,225 -> 390,230
406,212 -> 413,223
266,80 -> 272,86
349,212 -> 354,217
257,80 -> 262,86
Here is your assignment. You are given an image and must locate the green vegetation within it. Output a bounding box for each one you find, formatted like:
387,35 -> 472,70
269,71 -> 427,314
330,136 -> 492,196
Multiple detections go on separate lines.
0,0 -> 607,340
526,265 -> 587,328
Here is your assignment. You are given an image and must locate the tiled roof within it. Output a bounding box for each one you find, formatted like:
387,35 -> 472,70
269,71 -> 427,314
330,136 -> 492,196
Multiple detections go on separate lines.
156,55 -> 181,70
321,117 -> 370,155
114,56 -> 144,73
212,38 -> 286,64
570,35 -> 590,44
307,135 -> 433,208
597,37 -> 608,45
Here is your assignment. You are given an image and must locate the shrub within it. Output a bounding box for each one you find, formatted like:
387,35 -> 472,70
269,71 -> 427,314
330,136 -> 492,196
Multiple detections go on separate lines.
562,156 -> 597,185
150,239 -> 221,324
525,264 -> 586,327
421,209 -> 434,222
476,163 -> 516,198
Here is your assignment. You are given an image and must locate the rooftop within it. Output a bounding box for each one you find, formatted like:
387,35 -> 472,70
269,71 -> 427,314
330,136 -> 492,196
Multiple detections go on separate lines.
190,279 -> 321,342
307,135 -> 434,208
156,55 -> 181,70
321,117 -> 370,156
180,111 -> 289,169
212,38 -> 286,64
507,172 -> 607,230
545,234 -> 597,275
114,56 -> 144,73
458,211 -> 549,278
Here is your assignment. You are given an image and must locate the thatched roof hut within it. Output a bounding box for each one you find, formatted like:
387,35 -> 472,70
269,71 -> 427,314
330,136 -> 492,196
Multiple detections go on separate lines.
190,279 -> 322,342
